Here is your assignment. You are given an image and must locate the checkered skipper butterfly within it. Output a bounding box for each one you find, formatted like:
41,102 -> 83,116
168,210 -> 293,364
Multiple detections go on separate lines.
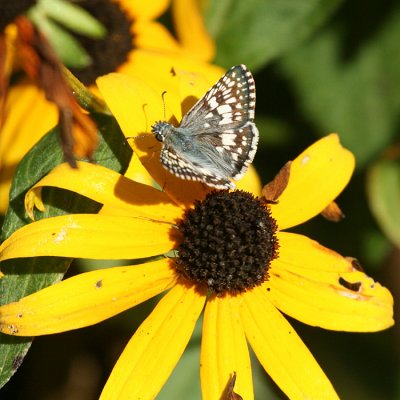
151,64 -> 259,189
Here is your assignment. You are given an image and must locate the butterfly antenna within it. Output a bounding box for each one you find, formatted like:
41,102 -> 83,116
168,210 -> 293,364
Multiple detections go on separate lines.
143,102 -> 149,131
126,103 -> 149,143
161,91 -> 167,121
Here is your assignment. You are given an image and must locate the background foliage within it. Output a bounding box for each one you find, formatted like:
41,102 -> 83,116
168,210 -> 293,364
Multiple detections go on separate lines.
1,0 -> 399,398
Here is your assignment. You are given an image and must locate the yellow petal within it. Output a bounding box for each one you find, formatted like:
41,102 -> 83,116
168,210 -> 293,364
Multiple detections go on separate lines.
0,259 -> 175,335
176,67 -> 219,115
123,151 -> 155,186
0,81 -> 57,165
266,232 -> 394,332
2,24 -> 18,80
132,133 -> 211,207
96,71 -> 180,149
25,162 -> 183,223
119,50 -> 224,121
0,214 -> 176,261
201,294 -> 253,400
100,283 -> 205,400
240,287 -> 339,399
100,152 -> 156,215
133,20 -> 182,53
236,165 -> 262,196
270,134 -> 355,230
96,73 -> 165,137
119,0 -> 170,21
0,80 -> 57,213
172,0 -> 216,61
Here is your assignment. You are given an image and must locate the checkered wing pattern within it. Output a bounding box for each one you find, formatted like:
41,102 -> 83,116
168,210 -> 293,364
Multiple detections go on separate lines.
160,143 -> 235,189
152,64 -> 259,189
180,64 -> 256,132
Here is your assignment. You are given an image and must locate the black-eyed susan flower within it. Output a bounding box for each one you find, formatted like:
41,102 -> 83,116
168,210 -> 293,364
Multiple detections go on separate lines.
0,0 -> 223,213
0,73 -> 394,399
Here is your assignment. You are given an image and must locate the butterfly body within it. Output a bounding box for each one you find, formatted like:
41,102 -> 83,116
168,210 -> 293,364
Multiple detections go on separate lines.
151,65 -> 259,190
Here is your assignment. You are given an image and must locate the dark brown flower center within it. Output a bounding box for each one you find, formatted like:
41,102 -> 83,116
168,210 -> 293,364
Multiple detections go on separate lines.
0,0 -> 37,31
175,190 -> 279,295
70,0 -> 134,85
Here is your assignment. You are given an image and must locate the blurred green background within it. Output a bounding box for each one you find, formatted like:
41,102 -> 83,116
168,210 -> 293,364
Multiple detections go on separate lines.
1,0 -> 400,398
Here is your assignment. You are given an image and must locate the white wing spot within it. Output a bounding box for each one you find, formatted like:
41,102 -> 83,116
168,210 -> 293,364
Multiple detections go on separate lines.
225,97 -> 237,104
217,104 -> 232,114
222,133 -> 237,146
208,96 -> 218,109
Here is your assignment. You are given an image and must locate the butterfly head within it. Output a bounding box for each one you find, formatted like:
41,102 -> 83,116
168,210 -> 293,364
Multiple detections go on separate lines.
151,121 -> 173,142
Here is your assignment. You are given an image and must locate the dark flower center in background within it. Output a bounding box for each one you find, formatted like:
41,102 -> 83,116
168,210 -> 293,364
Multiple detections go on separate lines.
176,190 -> 279,295
0,0 -> 37,31
70,0 -> 134,85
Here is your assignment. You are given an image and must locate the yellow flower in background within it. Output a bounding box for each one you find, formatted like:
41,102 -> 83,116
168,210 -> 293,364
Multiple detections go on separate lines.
0,72 -> 393,399
0,0 -> 222,213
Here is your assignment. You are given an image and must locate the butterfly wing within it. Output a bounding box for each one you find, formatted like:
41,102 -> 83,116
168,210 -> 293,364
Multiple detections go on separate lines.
160,143 -> 235,189
180,64 -> 256,132
156,64 -> 259,189
178,64 -> 259,182
194,121 -> 259,181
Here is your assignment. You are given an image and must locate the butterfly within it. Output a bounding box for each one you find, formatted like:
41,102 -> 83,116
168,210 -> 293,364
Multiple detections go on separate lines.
151,64 -> 259,190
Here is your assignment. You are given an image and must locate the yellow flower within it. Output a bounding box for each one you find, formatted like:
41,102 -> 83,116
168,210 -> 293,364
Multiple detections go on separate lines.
0,73 -> 393,399
0,0 -> 222,213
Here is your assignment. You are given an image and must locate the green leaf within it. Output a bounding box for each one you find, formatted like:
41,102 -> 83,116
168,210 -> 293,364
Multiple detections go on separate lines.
279,4 -> 400,166
367,158 -> 400,247
255,115 -> 296,147
39,0 -> 107,38
206,0 -> 343,71
0,113 -> 132,388
29,8 -> 92,68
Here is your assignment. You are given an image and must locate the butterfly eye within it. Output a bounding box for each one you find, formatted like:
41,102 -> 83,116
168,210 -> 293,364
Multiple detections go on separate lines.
155,132 -> 164,142
151,121 -> 167,142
